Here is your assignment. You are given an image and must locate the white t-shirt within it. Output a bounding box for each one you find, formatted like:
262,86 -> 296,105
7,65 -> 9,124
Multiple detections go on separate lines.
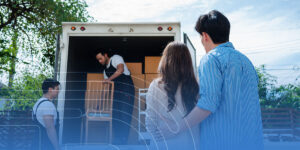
33,97 -> 57,127
103,54 -> 130,79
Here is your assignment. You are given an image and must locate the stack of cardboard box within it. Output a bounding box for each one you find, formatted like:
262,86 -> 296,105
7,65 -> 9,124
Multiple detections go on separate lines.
126,62 -> 145,91
144,56 -> 161,88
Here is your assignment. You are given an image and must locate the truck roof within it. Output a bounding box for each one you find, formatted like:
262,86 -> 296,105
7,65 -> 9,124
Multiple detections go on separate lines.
62,22 -> 181,26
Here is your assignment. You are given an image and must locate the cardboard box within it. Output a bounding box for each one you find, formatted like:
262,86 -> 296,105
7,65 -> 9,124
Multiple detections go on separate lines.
126,63 -> 142,74
86,73 -> 104,90
131,74 -> 145,91
145,56 -> 161,74
87,73 -> 104,81
145,74 -> 159,88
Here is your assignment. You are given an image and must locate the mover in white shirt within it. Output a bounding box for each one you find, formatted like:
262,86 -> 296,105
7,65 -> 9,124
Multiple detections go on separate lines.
96,49 -> 135,144
32,79 -> 60,150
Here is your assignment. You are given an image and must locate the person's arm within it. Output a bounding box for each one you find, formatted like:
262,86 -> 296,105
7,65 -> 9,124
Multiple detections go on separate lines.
105,55 -> 126,81
180,107 -> 211,131
103,70 -> 108,79
156,107 -> 211,139
106,64 -> 124,81
43,115 -> 60,150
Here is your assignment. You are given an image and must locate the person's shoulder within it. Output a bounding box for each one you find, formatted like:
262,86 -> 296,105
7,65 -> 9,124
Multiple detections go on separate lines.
150,77 -> 162,87
111,54 -> 125,65
200,52 -> 219,66
148,78 -> 163,92
38,100 -> 55,109
150,78 -> 166,94
112,54 -> 123,60
204,44 -> 239,66
34,98 -> 47,107
234,49 -> 250,61
147,78 -> 167,103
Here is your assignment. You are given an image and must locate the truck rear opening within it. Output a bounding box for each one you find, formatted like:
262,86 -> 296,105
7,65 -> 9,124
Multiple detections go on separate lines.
56,22 -> 197,145
62,36 -> 174,144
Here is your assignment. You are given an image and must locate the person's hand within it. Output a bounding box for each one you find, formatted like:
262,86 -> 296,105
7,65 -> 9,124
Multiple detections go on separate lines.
103,79 -> 111,82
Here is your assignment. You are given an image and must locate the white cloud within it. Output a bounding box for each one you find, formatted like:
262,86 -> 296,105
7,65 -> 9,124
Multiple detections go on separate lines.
226,6 -> 300,65
84,0 -> 300,84
200,0 -> 219,10
87,0 -> 197,22
225,5 -> 300,84
86,0 -> 207,62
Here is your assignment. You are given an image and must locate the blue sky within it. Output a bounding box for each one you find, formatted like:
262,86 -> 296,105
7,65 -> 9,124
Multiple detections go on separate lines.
86,0 -> 300,85
4,0 -> 299,85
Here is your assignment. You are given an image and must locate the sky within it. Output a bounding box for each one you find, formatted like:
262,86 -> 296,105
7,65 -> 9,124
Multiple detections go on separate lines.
85,0 -> 300,85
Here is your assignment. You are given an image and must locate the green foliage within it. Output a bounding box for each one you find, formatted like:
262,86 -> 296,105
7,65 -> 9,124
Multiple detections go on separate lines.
0,39 -> 13,73
256,65 -> 300,110
0,0 -> 93,73
0,73 -> 49,111
266,84 -> 300,110
256,65 -> 276,100
0,0 -> 93,111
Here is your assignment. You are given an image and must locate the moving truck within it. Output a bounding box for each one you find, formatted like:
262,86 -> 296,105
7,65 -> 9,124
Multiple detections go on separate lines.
55,22 -> 197,145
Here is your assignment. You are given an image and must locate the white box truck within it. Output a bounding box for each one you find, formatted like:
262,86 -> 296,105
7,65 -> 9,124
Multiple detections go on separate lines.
55,22 -> 197,145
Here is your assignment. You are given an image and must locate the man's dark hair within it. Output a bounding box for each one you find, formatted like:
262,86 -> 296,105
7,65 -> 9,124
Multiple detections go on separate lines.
42,79 -> 60,94
97,49 -> 114,58
195,10 -> 230,44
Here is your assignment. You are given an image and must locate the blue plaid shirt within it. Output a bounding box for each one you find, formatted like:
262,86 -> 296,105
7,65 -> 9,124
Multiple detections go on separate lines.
197,42 -> 264,150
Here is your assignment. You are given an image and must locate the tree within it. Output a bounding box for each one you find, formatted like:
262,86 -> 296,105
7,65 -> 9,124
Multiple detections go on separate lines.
0,0 -> 93,110
0,73 -> 49,111
256,65 -> 300,110
0,0 -> 93,86
256,65 -> 276,101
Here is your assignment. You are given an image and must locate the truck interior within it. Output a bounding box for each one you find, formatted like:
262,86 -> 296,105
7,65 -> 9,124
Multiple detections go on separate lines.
62,36 -> 174,144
